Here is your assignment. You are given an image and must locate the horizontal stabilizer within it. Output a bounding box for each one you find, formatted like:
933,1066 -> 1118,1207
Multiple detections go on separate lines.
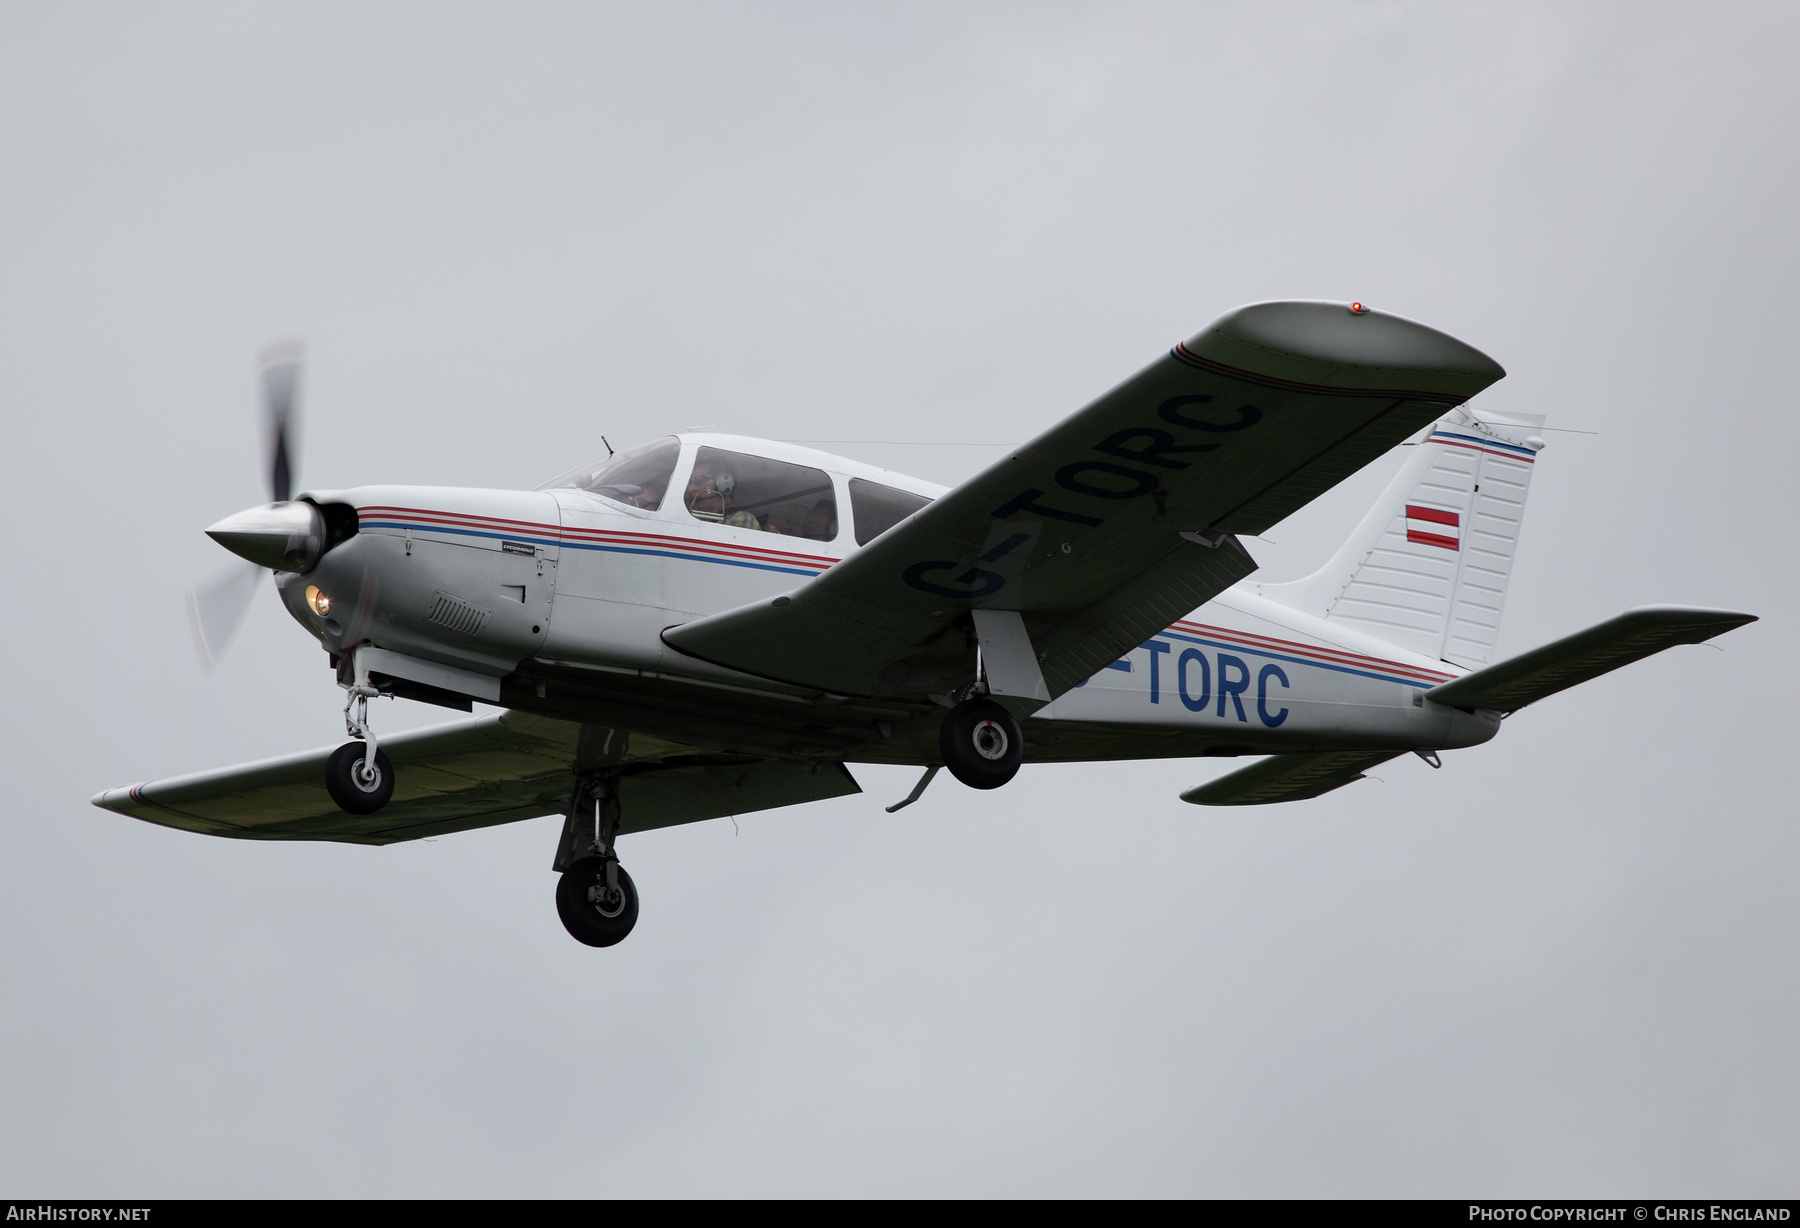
1425,605 -> 1757,714
1180,749 -> 1403,806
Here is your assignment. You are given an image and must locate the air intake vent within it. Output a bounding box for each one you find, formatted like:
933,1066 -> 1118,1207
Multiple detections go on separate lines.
426,592 -> 491,636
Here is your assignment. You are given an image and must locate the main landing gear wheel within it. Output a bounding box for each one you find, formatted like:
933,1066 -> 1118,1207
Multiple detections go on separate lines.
939,697 -> 1024,789
556,858 -> 640,947
325,741 -> 395,814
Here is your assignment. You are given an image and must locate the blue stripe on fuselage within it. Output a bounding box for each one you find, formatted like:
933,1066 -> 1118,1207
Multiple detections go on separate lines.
359,520 -> 826,577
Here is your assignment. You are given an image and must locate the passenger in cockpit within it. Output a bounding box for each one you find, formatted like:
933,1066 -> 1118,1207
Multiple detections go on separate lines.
800,501 -> 835,541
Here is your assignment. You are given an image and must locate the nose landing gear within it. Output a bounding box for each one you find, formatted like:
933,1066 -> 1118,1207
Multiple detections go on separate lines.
325,739 -> 394,813
326,656 -> 394,814
554,773 -> 640,947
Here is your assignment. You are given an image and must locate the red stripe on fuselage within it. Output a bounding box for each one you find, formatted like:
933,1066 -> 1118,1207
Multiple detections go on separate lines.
357,505 -> 563,533
1166,618 -> 1456,684
355,505 -> 841,568
356,508 -> 1457,685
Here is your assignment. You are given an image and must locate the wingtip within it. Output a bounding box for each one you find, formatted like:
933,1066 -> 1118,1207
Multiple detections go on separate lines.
90,786 -> 137,812
1623,605 -> 1760,637
1190,300 -> 1506,400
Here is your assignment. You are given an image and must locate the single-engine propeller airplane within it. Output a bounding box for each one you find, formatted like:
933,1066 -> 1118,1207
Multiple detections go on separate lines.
95,301 -> 1755,946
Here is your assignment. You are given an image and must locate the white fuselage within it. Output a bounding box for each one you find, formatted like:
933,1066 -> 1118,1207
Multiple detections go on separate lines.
286,433 -> 1499,760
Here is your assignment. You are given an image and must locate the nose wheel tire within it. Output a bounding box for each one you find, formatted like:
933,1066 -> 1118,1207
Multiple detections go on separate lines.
938,697 -> 1024,789
325,742 -> 395,814
556,859 -> 640,947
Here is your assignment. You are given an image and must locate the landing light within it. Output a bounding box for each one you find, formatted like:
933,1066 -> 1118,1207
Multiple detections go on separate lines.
305,585 -> 332,616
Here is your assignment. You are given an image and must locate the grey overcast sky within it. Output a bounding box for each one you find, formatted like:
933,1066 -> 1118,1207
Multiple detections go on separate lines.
2,1 -> 1795,1197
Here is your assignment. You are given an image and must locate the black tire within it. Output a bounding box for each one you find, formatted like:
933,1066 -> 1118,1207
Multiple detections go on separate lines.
556,859 -> 640,947
938,697 -> 1024,789
325,742 -> 395,814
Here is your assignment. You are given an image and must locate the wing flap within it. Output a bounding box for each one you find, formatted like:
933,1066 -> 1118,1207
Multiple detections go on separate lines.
1036,533 -> 1259,695
617,760 -> 859,836
1180,750 -> 1403,806
1425,605 -> 1757,714
666,301 -> 1503,700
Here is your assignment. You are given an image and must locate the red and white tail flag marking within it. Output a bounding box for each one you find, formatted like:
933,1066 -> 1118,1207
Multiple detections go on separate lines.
1405,504 -> 1460,551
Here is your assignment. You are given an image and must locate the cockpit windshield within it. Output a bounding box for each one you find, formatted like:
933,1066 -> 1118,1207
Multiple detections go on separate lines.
536,436 -> 680,510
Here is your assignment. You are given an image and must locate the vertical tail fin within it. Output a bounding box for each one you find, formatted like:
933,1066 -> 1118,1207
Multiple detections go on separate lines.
1258,408 -> 1545,668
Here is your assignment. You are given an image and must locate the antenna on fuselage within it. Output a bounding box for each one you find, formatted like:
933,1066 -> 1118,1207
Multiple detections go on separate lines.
601,436 -> 614,458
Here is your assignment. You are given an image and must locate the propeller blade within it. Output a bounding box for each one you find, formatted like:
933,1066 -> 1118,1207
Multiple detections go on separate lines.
186,561 -> 266,669
259,341 -> 304,504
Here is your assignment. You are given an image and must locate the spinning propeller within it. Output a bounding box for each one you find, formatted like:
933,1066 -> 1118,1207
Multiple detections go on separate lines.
186,342 -> 325,667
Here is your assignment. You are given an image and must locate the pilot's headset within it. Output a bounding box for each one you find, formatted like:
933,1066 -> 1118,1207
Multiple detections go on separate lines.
713,472 -> 735,499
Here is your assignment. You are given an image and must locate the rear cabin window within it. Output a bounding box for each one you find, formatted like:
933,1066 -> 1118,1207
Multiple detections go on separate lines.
849,478 -> 932,545
537,436 -> 680,510
683,447 -> 838,541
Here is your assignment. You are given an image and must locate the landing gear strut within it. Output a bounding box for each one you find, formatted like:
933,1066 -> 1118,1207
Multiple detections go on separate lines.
938,697 -> 1024,789
554,774 -> 640,947
326,655 -> 393,814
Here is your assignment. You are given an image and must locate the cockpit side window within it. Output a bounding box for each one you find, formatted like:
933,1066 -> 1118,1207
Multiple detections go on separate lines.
849,477 -> 932,545
684,447 -> 838,541
536,436 -> 680,510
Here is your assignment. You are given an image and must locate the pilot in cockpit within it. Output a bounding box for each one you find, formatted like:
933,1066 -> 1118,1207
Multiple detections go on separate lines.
686,459 -> 728,520
632,479 -> 667,511
686,459 -> 761,529
686,452 -> 836,536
